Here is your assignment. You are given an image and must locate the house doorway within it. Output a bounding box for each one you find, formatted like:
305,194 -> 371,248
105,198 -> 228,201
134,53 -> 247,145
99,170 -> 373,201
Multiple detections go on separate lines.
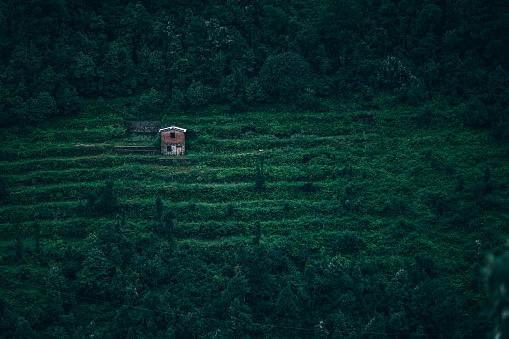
176,146 -> 182,155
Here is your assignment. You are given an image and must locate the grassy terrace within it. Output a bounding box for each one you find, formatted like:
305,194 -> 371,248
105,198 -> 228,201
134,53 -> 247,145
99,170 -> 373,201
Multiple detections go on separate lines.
0,96 -> 508,334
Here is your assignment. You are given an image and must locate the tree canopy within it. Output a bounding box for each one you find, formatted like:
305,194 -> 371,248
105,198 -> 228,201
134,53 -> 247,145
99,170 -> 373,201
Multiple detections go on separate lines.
0,0 -> 506,135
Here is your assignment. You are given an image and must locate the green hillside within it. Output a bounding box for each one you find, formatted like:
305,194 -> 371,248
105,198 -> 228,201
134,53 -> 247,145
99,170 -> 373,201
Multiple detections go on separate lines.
1,0 -> 508,337
1,94 -> 508,338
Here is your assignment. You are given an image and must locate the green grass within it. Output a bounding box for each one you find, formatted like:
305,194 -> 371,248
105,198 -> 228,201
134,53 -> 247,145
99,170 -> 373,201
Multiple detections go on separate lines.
0,94 -> 508,334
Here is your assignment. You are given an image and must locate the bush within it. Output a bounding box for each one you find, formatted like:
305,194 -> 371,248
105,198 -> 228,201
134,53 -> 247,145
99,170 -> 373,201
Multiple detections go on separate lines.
226,202 -> 235,216
229,97 -> 246,114
80,181 -> 119,215
298,90 -> 328,113
199,220 -> 221,239
187,201 -> 197,211
152,135 -> 161,147
302,180 -> 318,194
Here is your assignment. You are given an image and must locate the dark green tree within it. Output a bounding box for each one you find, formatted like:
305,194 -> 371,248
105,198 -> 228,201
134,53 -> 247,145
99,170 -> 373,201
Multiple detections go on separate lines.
102,39 -> 135,96
186,81 -> 208,107
162,210 -> 176,245
56,85 -> 82,116
410,279 -> 460,335
34,222 -> 41,256
484,166 -> 491,183
253,221 -> 261,246
361,312 -> 387,339
72,52 -> 97,95
0,176 -> 8,203
254,163 -> 265,192
77,247 -> 113,298
26,91 -> 57,124
155,196 -> 163,222
96,180 -> 118,215
111,306 -> 132,339
275,282 -> 301,328
15,232 -> 23,262
259,52 -> 311,102
456,174 -> 464,192
138,88 -> 162,119
319,0 -> 362,68
485,252 -> 509,339
13,316 -> 36,339
302,179 -> 317,194
226,202 -> 235,217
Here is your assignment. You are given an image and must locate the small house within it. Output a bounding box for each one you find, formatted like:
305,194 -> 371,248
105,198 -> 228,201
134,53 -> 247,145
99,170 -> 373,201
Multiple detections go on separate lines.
159,126 -> 186,155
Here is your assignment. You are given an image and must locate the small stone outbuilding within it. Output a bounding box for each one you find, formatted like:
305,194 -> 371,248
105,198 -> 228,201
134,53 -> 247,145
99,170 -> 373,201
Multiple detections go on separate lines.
159,126 -> 186,155
125,121 -> 161,134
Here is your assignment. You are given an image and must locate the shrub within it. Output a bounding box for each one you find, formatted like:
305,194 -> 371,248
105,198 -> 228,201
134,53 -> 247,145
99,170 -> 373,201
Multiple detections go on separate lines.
226,202 -> 235,216
187,201 -> 197,211
199,220 -> 221,239
80,181 -> 119,215
152,135 -> 161,147
302,180 -> 318,194
229,97 -> 246,114
298,90 -> 328,113
155,196 -> 163,221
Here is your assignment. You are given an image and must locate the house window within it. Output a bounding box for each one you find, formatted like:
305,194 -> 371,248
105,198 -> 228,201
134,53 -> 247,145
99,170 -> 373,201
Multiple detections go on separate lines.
170,133 -> 175,138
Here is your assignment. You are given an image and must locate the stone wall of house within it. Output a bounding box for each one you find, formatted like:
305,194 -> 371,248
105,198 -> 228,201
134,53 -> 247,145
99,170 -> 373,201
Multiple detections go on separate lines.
125,121 -> 161,134
161,144 -> 185,156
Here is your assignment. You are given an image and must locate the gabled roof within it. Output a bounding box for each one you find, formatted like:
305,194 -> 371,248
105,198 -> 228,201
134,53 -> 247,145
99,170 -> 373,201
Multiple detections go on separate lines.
159,126 -> 187,133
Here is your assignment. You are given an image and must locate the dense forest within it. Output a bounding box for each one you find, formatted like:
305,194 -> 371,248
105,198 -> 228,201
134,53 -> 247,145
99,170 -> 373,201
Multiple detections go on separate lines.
1,0 -> 509,338
0,0 -> 508,132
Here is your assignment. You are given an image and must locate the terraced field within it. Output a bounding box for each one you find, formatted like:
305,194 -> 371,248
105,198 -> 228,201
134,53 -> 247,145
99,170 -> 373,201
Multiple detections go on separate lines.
1,99 -> 508,336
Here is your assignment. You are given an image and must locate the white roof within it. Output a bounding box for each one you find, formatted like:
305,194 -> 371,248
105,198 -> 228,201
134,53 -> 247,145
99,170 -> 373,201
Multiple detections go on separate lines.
159,126 -> 187,133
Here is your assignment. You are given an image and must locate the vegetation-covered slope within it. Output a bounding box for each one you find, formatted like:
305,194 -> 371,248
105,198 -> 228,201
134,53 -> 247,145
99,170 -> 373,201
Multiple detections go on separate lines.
0,0 -> 508,139
1,95 -> 508,338
1,0 -> 508,337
